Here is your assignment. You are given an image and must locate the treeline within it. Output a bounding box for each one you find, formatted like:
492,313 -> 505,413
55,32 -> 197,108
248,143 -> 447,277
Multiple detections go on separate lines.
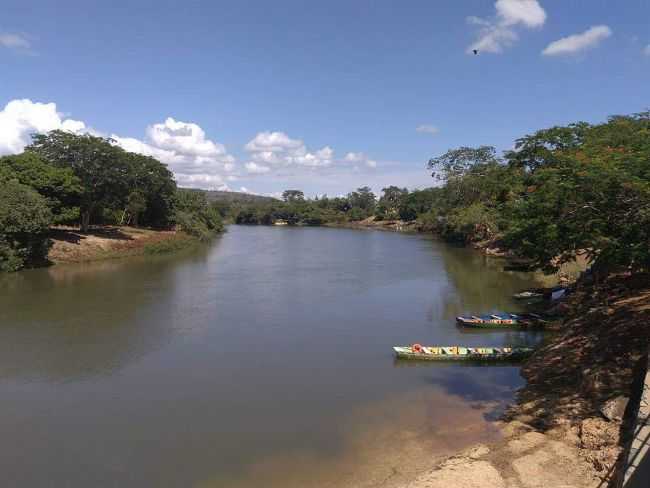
228,110 -> 650,276
0,130 -> 224,272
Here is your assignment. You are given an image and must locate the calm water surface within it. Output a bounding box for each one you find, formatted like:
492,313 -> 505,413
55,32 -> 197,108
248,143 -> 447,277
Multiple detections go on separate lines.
0,226 -> 545,487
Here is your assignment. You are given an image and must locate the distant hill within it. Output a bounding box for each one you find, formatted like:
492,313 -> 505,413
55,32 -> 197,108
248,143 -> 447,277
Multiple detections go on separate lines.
183,189 -> 278,205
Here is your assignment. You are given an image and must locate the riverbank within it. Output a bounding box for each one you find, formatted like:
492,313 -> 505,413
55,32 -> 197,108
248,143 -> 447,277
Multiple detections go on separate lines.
48,226 -> 199,264
399,273 -> 650,488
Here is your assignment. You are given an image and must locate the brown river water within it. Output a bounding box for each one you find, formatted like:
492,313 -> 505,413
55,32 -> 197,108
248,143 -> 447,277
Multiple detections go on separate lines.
0,225 -> 545,487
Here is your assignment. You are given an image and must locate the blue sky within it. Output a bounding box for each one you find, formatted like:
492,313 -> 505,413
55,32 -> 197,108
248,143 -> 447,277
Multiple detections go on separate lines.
1,0 -> 648,197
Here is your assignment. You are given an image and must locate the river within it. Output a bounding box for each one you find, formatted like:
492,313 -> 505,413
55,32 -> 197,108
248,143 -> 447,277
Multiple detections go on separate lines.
0,225 -> 545,487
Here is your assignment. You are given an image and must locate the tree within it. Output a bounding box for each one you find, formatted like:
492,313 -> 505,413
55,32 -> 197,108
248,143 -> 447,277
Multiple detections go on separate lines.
174,189 -> 224,240
123,152 -> 176,228
0,180 -> 52,272
0,152 -> 82,224
504,112 -> 650,274
347,186 -> 376,215
377,186 -> 408,219
27,131 -> 130,232
282,190 -> 305,203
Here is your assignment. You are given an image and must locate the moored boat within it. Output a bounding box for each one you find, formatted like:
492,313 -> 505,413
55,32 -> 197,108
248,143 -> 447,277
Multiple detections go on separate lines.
456,312 -> 519,327
513,286 -> 567,301
513,290 -> 544,300
393,344 -> 534,361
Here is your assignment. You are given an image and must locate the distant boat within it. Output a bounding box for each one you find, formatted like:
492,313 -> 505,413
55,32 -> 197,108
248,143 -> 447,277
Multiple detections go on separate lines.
513,286 -> 567,301
393,345 -> 534,361
456,312 -> 519,327
513,290 -> 544,300
456,312 -> 547,328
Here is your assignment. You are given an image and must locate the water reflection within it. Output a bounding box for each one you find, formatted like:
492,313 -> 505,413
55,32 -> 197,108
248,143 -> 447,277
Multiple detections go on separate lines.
0,226 -> 543,487
0,242 -> 216,382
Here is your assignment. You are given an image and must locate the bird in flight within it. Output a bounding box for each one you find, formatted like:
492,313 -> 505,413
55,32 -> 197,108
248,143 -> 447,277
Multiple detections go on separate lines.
472,49 -> 479,55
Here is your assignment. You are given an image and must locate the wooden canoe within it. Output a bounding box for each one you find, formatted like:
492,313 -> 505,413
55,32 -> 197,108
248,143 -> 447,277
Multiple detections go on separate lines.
393,345 -> 534,361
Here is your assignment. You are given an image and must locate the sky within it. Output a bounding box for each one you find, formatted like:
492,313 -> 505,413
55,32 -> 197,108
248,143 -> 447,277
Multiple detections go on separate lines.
1,0 -> 648,197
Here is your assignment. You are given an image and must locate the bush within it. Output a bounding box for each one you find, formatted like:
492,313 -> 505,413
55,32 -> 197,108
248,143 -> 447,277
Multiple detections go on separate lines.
0,180 -> 53,272
174,190 -> 224,240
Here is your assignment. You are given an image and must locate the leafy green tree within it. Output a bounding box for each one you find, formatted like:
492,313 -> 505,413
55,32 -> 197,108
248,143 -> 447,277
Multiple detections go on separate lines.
504,112 -> 650,275
175,189 -> 224,239
398,188 -> 439,221
282,190 -> 305,203
0,180 -> 53,272
0,152 -> 82,224
27,130 -> 130,232
376,186 -> 408,219
347,186 -> 376,216
123,152 -> 177,228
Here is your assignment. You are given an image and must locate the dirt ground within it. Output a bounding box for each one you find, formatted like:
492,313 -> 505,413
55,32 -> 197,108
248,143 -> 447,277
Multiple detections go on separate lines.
48,226 -> 186,264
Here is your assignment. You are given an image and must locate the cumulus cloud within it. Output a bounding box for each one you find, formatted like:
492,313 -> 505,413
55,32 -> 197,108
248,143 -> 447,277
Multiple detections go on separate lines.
0,99 -> 86,155
344,152 -> 377,168
542,25 -> 612,56
0,32 -> 30,50
245,162 -> 271,174
112,117 -> 237,190
467,0 -> 546,54
245,131 -> 335,168
0,98 -> 383,193
416,125 -> 439,135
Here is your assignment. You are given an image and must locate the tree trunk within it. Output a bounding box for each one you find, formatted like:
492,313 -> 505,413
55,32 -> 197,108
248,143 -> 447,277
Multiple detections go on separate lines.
81,211 -> 91,233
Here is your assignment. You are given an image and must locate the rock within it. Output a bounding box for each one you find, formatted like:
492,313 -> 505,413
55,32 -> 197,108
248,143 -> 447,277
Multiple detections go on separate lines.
405,459 -> 505,488
599,396 -> 628,421
507,432 -> 547,454
464,444 -> 490,459
501,420 -> 533,438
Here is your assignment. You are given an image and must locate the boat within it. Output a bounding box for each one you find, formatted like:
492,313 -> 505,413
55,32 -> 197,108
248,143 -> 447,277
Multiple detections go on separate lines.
513,286 -> 567,301
456,312 -> 520,327
456,312 -> 548,328
393,344 -> 534,361
513,290 -> 544,300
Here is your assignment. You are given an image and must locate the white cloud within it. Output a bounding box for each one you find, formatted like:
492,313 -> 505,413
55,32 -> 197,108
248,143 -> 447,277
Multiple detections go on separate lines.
0,33 -> 30,50
245,131 -> 335,168
344,152 -> 377,168
642,44 -> 650,56
245,162 -> 271,174
244,131 -> 304,153
112,117 -> 237,190
0,99 -> 86,155
416,125 -> 439,135
542,25 -> 612,56
0,98 -> 386,193
495,0 -> 546,27
467,0 -> 546,54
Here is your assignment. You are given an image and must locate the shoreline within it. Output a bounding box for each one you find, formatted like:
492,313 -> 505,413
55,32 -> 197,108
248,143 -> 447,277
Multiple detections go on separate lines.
399,272 -> 650,488
47,226 -> 200,265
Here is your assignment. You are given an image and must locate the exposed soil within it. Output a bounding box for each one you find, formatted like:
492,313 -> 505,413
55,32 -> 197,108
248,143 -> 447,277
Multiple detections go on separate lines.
325,216 -> 421,233
48,226 -> 192,264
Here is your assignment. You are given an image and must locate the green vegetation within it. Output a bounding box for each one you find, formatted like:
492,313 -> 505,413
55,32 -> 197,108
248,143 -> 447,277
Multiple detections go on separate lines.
0,180 -> 52,272
0,131 -> 224,272
223,110 -> 650,277
143,234 -> 199,255
174,189 -> 224,240
3,110 -> 648,278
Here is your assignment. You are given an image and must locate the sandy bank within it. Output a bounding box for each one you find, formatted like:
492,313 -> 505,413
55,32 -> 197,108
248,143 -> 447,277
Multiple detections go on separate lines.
48,226 -> 195,264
